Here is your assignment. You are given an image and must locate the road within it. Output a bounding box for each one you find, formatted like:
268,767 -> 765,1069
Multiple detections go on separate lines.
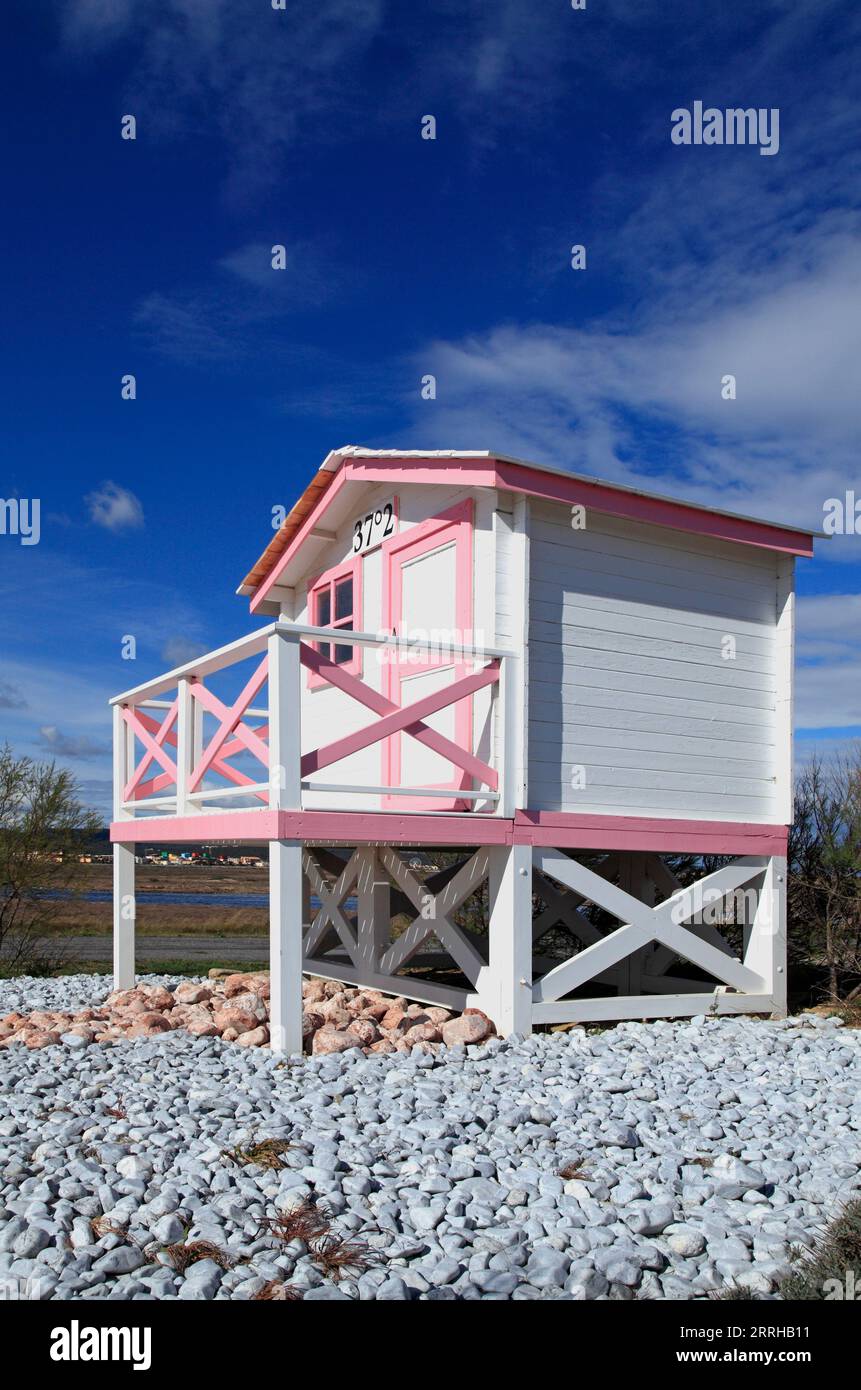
61,935 -> 269,964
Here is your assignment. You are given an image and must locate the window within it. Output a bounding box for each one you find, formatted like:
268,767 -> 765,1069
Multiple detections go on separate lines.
307,560 -> 362,686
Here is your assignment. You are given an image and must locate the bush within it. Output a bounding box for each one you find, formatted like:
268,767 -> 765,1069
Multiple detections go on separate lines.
0,744 -> 102,974
780,1199 -> 861,1300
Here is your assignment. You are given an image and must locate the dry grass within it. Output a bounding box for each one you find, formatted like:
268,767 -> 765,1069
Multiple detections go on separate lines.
558,1161 -> 590,1181
160,1239 -> 234,1274
309,1232 -> 376,1282
260,1200 -> 333,1246
836,998 -> 861,1028
252,1280 -> 305,1301
779,1199 -> 861,1300
223,1138 -> 293,1171
91,1216 -> 129,1241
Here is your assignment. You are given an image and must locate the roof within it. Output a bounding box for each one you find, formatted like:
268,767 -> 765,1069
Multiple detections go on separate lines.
239,446 -> 822,610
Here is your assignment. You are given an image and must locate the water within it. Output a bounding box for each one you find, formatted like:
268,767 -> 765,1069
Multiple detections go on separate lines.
36,890 -> 350,910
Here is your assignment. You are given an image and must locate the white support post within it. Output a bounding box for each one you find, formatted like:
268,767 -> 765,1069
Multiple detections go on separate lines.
175,677 -> 195,816
356,847 -> 390,973
482,843 -> 533,1035
112,704 -> 129,821
267,630 -> 302,811
269,839 -> 304,1054
775,558 -> 795,824
744,855 -> 788,1017
497,654 -> 517,819
113,842 -> 136,991
617,853 -> 651,996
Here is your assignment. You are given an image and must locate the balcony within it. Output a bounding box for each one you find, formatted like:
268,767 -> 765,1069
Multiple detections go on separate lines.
110,623 -> 519,827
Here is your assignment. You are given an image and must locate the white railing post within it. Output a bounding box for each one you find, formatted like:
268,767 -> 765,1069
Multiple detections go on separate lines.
176,677 -> 195,816
113,705 -> 130,822
497,653 -> 517,818
268,628 -> 302,811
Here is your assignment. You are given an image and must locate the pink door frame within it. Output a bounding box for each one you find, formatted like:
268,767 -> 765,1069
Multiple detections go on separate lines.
381,499 -> 474,810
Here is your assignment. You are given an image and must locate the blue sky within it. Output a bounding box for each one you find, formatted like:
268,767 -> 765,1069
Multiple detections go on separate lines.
1,0 -> 860,821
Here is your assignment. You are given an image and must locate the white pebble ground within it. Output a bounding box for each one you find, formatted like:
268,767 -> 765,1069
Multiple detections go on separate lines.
1,974 -> 859,1301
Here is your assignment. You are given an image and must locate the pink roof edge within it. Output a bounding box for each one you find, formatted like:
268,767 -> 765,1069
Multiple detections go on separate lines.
239,445 -> 822,607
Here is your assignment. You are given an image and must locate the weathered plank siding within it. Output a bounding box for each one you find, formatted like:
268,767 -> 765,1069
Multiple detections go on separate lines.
527,501 -> 783,821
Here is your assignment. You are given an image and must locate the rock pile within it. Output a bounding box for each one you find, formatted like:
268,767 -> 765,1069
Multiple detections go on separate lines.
0,973 -> 495,1056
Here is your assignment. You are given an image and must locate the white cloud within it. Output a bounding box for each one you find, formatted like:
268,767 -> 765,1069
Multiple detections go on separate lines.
86,482 -> 145,532
161,637 -> 207,668
794,594 -> 861,731
38,726 -> 111,760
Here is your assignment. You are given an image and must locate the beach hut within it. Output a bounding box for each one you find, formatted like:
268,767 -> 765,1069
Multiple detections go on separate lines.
110,447 -> 818,1051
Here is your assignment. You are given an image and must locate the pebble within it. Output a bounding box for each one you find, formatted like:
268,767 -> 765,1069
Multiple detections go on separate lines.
0,974 -> 858,1300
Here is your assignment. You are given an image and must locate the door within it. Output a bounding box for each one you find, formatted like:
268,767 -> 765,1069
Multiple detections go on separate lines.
382,500 -> 474,810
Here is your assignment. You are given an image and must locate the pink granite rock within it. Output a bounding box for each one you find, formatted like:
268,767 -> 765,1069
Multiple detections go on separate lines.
128,1013 -> 173,1038
235,1025 -> 269,1047
441,1011 -> 493,1046
212,1007 -> 258,1035
403,1022 -> 442,1045
345,1018 -> 379,1046
312,1027 -> 362,1055
174,983 -> 213,1005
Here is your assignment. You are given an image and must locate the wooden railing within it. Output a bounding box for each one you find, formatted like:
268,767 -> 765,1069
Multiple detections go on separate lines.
110,623 -> 519,821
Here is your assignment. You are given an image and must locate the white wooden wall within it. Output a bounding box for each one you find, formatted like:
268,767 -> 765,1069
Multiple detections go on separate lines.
527,501 -> 786,822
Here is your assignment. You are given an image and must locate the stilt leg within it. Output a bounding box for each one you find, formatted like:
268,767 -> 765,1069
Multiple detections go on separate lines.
356,847 -> 390,973
113,843 -> 136,992
744,855 -> 788,1017
269,838 -> 304,1054
484,843 -> 533,1036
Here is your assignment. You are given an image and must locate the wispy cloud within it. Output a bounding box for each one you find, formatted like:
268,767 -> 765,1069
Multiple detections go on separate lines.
0,681 -> 27,710
134,241 -> 338,365
59,0 -> 386,203
160,636 -> 208,668
38,725 -> 111,760
86,482 -> 145,532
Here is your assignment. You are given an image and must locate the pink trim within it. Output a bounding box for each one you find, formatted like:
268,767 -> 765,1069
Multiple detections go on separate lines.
126,710 -> 268,803
111,808 -> 789,853
344,457 -> 815,558
250,454 -> 814,609
494,460 -> 815,558
189,656 -> 270,789
346,459 -> 495,489
111,809 -> 509,846
305,555 -> 363,690
381,500 -> 474,809
514,810 -> 789,856
122,701 -> 179,801
299,639 -> 495,788
251,467 -> 350,613
301,659 -> 500,782
112,811 -> 282,843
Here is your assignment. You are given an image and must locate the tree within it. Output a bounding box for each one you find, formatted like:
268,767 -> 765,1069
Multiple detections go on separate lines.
0,745 -> 103,974
788,748 -> 861,1001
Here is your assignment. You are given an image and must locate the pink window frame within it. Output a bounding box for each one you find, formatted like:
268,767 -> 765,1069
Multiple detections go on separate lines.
306,556 -> 363,690
380,499 -> 474,808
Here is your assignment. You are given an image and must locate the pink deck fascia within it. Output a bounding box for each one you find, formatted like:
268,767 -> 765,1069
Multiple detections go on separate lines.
110,809 -> 789,856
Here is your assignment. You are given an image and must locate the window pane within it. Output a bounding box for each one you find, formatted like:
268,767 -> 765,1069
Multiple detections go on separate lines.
316,587 -> 331,626
334,620 -> 353,665
318,642 -> 331,662
334,576 -> 353,621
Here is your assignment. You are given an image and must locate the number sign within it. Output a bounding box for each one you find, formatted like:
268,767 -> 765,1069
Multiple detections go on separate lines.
351,497 -> 396,555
